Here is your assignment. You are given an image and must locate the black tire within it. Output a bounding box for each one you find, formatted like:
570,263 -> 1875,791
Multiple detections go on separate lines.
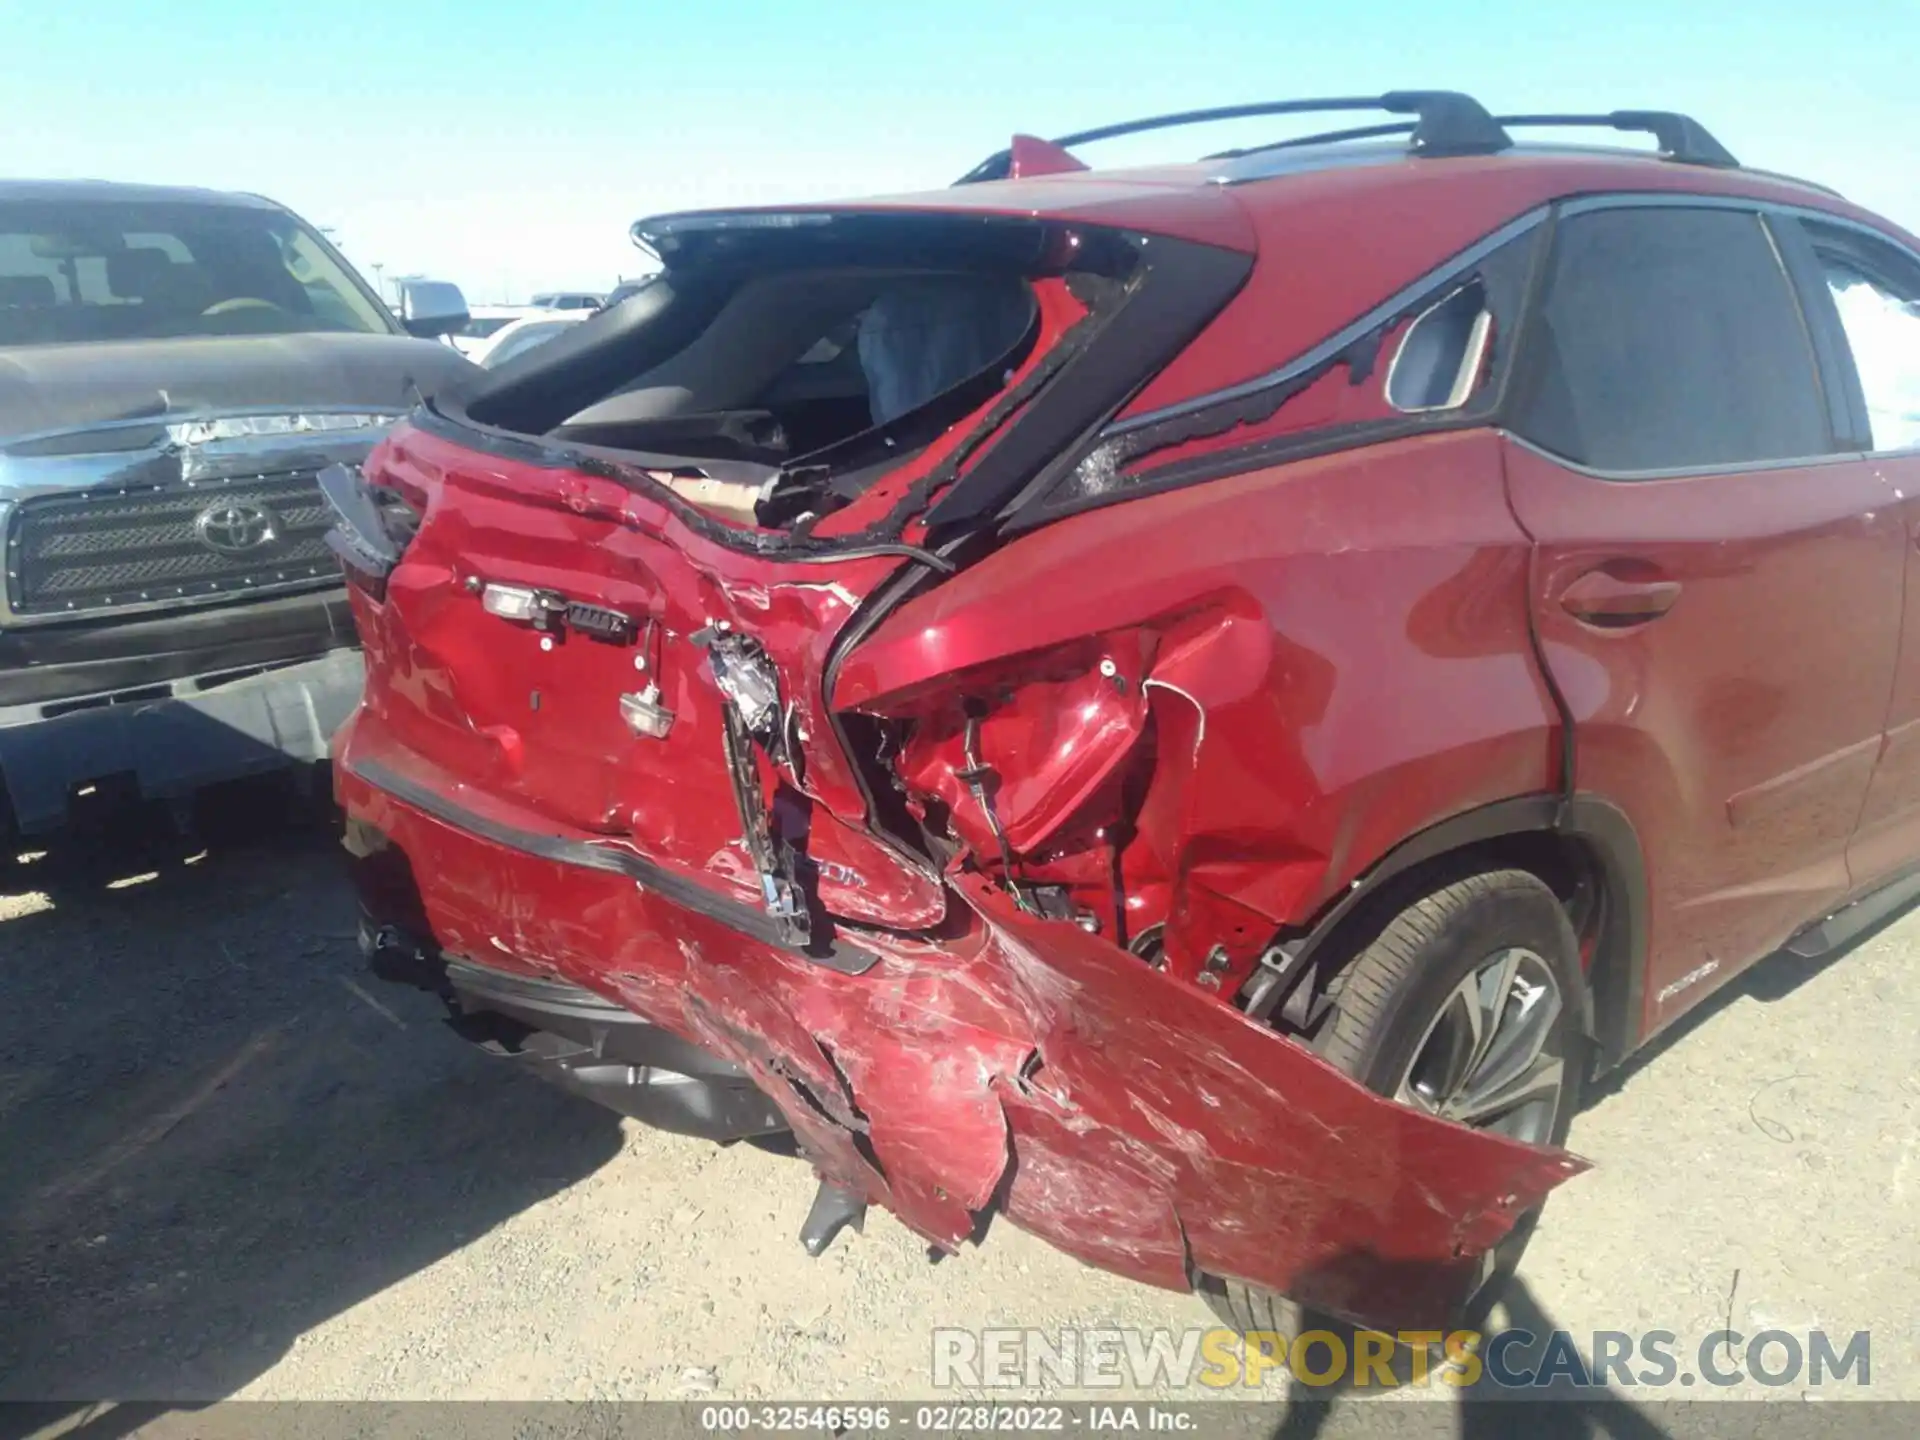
1201,867 -> 1585,1343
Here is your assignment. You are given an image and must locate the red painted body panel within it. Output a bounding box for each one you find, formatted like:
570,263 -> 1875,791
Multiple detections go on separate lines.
339,419 -> 1581,1320
839,430 -> 1559,982
332,142 -> 1920,1318
1846,453 -> 1920,889
1503,438 -> 1906,1033
336,748 -> 1584,1326
356,425 -> 940,930
1005,134 -> 1091,180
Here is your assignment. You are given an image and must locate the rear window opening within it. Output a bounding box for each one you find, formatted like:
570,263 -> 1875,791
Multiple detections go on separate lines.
456,214 -> 1122,536
558,268 -> 1037,464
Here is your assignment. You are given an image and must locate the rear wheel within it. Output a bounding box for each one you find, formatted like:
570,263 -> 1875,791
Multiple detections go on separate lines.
1201,867 -> 1584,1342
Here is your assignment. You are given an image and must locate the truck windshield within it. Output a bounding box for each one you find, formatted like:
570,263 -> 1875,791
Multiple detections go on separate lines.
0,198 -> 395,347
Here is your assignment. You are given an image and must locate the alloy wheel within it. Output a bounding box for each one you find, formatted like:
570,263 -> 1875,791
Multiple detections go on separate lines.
1392,946 -> 1567,1147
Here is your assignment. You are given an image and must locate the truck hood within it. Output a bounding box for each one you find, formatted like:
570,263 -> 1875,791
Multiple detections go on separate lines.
0,332 -> 479,442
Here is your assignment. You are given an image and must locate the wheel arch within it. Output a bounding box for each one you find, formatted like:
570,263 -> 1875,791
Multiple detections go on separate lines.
1269,793 -> 1648,1075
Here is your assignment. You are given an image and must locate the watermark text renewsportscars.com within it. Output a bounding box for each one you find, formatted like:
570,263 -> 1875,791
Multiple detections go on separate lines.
932,1326 -> 1872,1391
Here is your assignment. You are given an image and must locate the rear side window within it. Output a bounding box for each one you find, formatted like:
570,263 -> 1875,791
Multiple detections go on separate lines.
1515,207 -> 1830,472
1386,279 -> 1493,412
1804,222 -> 1920,453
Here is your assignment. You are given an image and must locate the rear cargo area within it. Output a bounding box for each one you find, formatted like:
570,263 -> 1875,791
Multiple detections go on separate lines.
456,210 -> 1111,542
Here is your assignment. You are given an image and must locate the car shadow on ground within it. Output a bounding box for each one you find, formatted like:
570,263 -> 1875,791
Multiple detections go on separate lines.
0,779 -> 626,1406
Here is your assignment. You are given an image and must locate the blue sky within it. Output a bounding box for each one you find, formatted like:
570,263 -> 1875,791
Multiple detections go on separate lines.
2,0 -> 1915,303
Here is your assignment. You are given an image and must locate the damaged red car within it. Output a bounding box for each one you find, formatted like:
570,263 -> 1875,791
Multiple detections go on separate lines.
324,91 -> 1920,1335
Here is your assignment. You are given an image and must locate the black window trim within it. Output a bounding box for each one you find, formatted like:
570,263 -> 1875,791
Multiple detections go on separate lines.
1780,211 -> 1920,458
1003,209 -> 1556,529
1766,214 -> 1873,453
1102,206 -> 1552,439
1548,192 -> 1920,470
991,189 -> 1919,528
1505,193 -> 1849,482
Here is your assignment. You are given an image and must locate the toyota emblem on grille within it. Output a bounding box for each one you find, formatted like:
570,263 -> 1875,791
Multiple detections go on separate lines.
194,501 -> 279,556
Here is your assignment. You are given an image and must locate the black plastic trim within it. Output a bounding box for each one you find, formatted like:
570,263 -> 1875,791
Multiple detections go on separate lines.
959,97 -> 1747,183
370,939 -> 791,1140
923,236 -> 1254,535
1766,214 -> 1874,452
1019,420 -> 1446,528
1108,209 -> 1548,438
1779,212 -> 1920,454
1503,196 -> 1854,480
1495,111 -> 1737,168
409,219 -> 1192,559
0,586 -> 354,709
1005,211 -> 1550,528
1211,112 -> 1743,172
1784,863 -> 1920,959
347,754 -> 881,976
1500,432 -> 1864,484
1093,191 -> 1893,481
1285,793 -> 1650,1072
465,270 -> 732,435
443,955 -> 637,1021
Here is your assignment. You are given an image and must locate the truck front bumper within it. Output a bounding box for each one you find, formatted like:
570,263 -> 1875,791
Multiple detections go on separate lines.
0,647 -> 362,834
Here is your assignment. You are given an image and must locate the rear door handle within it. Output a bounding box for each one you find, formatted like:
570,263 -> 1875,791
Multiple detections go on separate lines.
1558,567 -> 1682,627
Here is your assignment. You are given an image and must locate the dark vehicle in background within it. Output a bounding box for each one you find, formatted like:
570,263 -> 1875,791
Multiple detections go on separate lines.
0,180 -> 477,838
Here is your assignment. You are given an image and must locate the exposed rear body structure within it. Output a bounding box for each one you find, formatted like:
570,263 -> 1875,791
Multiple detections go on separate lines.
328,94 -> 1920,1328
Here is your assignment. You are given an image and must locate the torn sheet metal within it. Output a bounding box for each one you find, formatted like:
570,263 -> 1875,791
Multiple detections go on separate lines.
339,755 -> 1587,1331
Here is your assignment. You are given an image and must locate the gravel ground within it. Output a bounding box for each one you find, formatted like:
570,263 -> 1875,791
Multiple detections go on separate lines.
2,786 -> 1915,1415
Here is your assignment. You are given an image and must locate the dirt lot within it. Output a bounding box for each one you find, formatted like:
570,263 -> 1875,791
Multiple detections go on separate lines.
2,786 -> 1915,1410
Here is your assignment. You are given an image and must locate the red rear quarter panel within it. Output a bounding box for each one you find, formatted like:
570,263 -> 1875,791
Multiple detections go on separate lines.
838,428 -> 1561,967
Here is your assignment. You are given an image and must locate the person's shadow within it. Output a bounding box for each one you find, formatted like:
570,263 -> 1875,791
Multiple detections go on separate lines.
1255,1275 -> 1681,1439
0,783 -> 624,1413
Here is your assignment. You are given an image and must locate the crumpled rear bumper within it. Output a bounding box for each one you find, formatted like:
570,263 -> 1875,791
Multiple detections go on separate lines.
337,746 -> 1586,1331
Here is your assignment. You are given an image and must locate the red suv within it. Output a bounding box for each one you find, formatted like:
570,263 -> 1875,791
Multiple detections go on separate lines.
325,92 -> 1920,1334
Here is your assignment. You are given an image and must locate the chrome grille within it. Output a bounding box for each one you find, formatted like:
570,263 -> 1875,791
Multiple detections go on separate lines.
6,472 -> 338,619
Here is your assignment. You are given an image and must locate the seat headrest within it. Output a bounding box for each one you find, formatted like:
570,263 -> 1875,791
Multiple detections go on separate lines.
107,248 -> 208,309
0,274 -> 57,307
